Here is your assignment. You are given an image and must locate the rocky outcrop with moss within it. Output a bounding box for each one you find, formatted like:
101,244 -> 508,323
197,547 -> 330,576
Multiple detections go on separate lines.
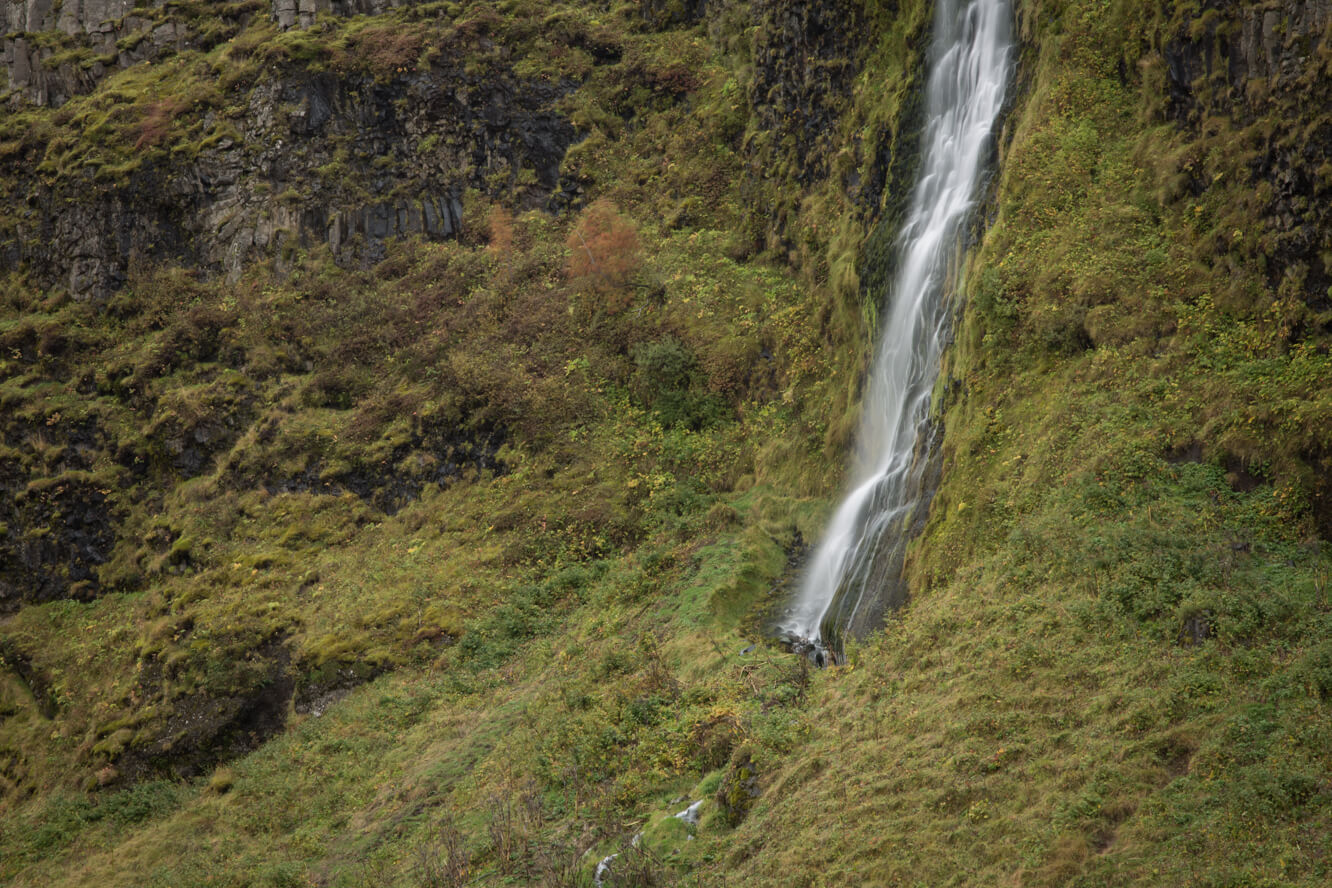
2,11 -> 588,297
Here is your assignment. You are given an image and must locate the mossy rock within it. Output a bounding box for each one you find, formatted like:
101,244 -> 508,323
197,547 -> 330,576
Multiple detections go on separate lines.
715,745 -> 761,827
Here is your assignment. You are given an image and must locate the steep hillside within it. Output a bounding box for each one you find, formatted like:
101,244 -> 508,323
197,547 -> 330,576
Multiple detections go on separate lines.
715,0 -> 1332,882
1,0 -> 1329,886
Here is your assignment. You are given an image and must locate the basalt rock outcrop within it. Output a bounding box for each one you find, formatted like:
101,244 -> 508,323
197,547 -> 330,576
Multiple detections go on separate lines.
1151,0 -> 1332,538
1,0 -> 255,107
1158,0 -> 1332,309
1,0 -> 426,107
3,52 -> 579,298
272,0 -> 419,30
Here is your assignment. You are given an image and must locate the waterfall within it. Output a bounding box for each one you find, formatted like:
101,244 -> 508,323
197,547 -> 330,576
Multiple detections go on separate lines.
782,0 -> 1013,661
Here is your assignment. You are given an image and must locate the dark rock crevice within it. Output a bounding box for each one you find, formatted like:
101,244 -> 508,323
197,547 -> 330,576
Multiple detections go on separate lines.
113,640 -> 295,783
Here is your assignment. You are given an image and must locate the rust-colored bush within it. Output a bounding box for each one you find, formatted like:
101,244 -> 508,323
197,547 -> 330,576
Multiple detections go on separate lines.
133,97 -> 189,150
565,199 -> 641,314
486,206 -> 515,257
337,24 -> 425,78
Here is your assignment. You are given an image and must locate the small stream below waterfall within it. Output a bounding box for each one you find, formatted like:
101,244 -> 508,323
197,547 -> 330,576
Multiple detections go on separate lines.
780,0 -> 1013,662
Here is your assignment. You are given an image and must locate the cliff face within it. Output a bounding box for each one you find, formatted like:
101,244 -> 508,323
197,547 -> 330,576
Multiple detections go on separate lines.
0,0 -> 864,849
2,15 -> 580,298
14,67 -> 575,297
1147,0 -> 1332,536
0,0 -> 429,107
271,0 -> 417,31
1159,0 -> 1332,312
2,0 -> 236,107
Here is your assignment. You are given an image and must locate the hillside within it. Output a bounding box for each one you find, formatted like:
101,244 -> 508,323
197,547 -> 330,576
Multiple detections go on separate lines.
1,0 -> 1329,886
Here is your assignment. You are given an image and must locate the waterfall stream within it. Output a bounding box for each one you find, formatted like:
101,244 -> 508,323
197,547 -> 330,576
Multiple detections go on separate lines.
782,0 -> 1013,661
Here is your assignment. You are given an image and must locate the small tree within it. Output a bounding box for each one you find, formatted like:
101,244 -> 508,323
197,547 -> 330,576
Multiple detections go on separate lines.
565,199 -> 641,315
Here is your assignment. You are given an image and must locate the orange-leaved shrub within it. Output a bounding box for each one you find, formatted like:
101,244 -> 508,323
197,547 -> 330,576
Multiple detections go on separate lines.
564,198 -> 641,314
134,97 -> 189,150
486,206 -> 514,258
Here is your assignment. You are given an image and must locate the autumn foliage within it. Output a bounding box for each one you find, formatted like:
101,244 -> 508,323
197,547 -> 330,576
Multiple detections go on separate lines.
565,199 -> 641,313
486,206 -> 515,257
133,97 -> 189,150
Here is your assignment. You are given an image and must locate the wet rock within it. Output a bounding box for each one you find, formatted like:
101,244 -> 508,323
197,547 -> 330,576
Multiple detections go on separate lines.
674,798 -> 704,826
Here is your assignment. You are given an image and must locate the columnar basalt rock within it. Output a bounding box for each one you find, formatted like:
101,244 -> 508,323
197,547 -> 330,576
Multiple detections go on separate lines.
2,61 -> 578,298
1162,0 -> 1332,119
0,0 -> 201,106
1159,0 -> 1332,310
272,0 -> 417,30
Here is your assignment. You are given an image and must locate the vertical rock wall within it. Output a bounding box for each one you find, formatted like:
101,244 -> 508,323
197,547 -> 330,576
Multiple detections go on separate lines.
1159,0 -> 1332,303
272,0 -> 418,30
1,0 -> 199,106
2,56 -> 579,297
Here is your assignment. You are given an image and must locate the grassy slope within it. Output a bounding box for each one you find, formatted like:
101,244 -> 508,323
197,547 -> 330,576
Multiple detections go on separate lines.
2,0 -> 1330,886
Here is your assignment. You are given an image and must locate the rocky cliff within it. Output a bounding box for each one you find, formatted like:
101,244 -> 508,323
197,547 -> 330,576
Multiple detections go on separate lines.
2,0 -> 246,107
1159,0 -> 1332,311
1145,0 -> 1332,535
2,12 -> 581,297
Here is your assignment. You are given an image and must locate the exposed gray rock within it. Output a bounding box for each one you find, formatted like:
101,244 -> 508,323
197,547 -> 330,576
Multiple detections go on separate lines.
1164,0 -> 1332,118
1,0 -> 188,106
2,59 -> 579,297
55,0 -> 137,37
673,799 -> 704,826
273,0 -> 417,30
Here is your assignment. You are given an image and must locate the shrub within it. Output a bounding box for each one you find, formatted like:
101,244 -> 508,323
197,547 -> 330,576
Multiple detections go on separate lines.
565,199 -> 641,313
133,97 -> 189,151
630,337 -> 729,429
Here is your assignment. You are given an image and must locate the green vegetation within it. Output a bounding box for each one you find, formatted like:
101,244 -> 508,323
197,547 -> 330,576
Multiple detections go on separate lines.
2,0 -> 1330,885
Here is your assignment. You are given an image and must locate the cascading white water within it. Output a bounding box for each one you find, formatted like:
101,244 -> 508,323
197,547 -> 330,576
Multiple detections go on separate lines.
782,0 -> 1012,659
